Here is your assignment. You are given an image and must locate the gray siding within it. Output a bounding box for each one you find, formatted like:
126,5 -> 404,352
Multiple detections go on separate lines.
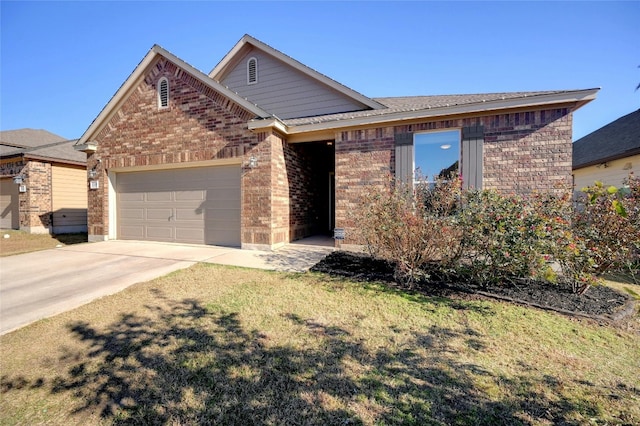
394,133 -> 414,184
220,48 -> 368,119
461,126 -> 484,190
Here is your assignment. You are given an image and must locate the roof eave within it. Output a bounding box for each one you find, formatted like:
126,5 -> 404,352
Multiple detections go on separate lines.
573,147 -> 640,170
74,142 -> 98,153
252,88 -> 599,135
22,153 -> 86,166
247,117 -> 289,135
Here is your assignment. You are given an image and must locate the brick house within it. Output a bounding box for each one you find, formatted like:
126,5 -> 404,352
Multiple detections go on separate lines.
1,129 -> 87,234
74,34 -> 598,250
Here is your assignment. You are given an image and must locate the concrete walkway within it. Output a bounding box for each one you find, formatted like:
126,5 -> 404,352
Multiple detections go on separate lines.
0,238 -> 334,335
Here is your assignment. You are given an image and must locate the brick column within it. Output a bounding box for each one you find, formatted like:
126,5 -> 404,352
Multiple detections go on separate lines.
21,160 -> 53,234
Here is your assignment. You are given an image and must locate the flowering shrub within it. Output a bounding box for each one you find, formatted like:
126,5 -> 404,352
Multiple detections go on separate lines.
563,174 -> 640,291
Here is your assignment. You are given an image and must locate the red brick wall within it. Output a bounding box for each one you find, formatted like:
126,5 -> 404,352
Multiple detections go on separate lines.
335,107 -> 574,245
86,154 -> 106,238
241,131 -> 281,247
21,160 -> 53,232
335,127 -> 395,242
483,108 -> 573,193
89,56 -> 270,244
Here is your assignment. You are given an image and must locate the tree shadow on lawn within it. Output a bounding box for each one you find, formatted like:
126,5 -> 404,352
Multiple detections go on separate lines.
1,292 -> 613,425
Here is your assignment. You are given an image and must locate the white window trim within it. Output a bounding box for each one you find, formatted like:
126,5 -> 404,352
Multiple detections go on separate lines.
157,77 -> 169,109
247,57 -> 258,85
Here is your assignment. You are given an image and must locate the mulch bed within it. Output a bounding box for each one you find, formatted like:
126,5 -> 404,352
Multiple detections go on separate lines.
311,251 -> 636,322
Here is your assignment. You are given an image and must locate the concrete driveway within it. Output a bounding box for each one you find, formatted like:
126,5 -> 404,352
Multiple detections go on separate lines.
0,239 -> 333,335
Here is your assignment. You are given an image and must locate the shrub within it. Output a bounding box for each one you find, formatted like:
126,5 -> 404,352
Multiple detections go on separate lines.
456,190 -> 569,286
357,172 -> 639,295
561,174 -> 640,291
357,174 -> 462,287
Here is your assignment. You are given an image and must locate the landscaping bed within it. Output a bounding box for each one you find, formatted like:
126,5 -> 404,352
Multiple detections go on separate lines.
311,251 -> 636,321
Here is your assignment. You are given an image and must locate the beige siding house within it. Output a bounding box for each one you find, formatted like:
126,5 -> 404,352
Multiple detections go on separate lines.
74,34 -> 598,249
0,129 -> 87,234
573,109 -> 640,191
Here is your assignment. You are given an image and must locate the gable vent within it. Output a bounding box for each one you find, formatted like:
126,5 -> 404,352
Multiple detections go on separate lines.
158,77 -> 169,109
247,57 -> 257,85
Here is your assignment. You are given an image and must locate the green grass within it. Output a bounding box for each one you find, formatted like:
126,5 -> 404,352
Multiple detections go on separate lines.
1,264 -> 639,425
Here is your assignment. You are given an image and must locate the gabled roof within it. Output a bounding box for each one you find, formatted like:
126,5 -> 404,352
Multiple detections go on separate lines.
573,109 -> 640,169
0,129 -> 66,149
209,34 -> 384,111
250,88 -> 599,135
76,44 -> 272,147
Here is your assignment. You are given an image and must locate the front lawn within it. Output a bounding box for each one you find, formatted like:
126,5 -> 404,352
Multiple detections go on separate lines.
0,230 -> 87,257
1,263 -> 638,425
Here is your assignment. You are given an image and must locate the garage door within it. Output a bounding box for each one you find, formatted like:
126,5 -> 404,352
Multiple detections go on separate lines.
0,178 -> 19,230
117,165 -> 241,246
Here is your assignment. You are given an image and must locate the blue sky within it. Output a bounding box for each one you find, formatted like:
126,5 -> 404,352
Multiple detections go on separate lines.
1,1 -> 638,141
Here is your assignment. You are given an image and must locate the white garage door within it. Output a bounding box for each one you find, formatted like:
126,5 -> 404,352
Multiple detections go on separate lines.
0,178 -> 19,230
116,165 -> 241,246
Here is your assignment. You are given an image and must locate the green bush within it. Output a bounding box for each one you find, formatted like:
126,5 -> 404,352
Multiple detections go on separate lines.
562,174 -> 640,291
357,173 -> 639,294
456,189 -> 574,286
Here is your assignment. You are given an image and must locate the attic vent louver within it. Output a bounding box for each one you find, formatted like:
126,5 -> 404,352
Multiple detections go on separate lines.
247,57 -> 258,85
158,77 -> 169,109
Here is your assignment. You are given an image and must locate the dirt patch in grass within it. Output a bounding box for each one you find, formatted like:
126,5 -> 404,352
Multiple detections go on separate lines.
0,230 -> 87,256
311,251 -> 635,321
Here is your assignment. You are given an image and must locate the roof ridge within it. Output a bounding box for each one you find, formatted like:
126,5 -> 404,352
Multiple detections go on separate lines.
20,139 -> 78,153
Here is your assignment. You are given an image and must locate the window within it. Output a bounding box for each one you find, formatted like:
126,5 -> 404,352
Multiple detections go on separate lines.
247,57 -> 258,84
414,130 -> 460,187
158,77 -> 169,109
395,126 -> 483,189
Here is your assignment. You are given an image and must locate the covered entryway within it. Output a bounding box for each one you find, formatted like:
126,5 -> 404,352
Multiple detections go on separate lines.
0,178 -> 19,230
116,165 -> 240,246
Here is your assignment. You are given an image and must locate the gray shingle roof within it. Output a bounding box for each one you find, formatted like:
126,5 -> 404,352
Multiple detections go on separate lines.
0,128 -> 66,148
572,109 -> 640,169
0,129 -> 85,164
281,90 -> 581,126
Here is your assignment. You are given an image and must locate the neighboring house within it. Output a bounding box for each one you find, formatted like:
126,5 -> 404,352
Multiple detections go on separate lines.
74,34 -> 598,249
573,109 -> 640,191
0,129 -> 87,234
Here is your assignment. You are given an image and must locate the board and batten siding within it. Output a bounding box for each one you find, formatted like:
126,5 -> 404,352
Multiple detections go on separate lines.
51,165 -> 88,233
573,153 -> 639,192
220,49 -> 369,119
394,133 -> 413,184
461,125 -> 484,190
